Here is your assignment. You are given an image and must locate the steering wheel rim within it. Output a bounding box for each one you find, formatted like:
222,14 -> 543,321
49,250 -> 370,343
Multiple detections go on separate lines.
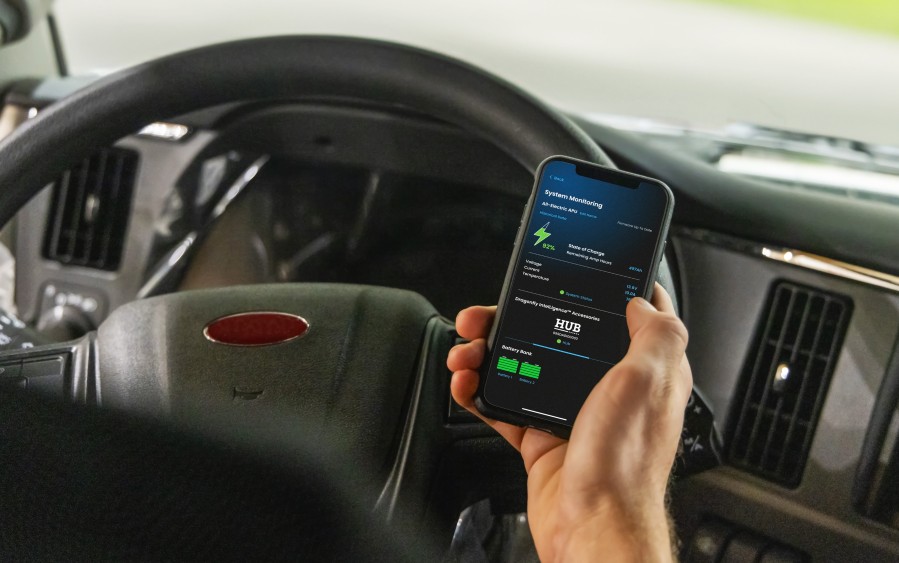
0,34 -> 678,313
0,35 -> 686,556
0,35 -> 611,225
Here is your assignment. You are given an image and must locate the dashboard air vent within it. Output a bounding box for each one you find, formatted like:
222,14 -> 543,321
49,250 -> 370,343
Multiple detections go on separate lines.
727,281 -> 852,487
42,148 -> 138,271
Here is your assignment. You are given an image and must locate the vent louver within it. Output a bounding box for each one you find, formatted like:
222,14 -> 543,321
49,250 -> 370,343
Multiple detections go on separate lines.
42,148 -> 138,271
727,281 -> 852,487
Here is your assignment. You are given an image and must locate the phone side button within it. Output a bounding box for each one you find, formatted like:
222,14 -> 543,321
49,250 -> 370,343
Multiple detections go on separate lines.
526,425 -> 557,436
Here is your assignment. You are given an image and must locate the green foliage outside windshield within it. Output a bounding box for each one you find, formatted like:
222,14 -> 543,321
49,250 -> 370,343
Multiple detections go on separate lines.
699,0 -> 899,38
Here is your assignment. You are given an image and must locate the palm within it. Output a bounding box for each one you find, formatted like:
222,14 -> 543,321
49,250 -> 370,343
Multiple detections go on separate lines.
447,287 -> 691,562
446,306 -> 572,559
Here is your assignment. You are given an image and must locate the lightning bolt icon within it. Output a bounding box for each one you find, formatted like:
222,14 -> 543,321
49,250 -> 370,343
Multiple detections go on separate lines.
533,222 -> 551,246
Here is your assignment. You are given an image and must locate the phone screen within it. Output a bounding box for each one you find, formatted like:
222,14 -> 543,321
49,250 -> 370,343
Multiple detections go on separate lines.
481,158 -> 671,427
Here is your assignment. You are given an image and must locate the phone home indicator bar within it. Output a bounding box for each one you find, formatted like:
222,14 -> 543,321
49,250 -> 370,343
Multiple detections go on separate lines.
521,407 -> 567,421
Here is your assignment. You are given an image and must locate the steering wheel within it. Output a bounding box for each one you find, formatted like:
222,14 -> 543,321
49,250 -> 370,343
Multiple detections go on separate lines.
0,36 -> 713,558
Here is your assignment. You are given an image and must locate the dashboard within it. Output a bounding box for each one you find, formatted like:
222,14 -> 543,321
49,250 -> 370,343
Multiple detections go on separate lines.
10,102 -> 535,325
3,89 -> 899,562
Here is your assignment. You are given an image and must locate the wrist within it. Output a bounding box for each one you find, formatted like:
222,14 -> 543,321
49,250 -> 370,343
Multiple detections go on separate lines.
554,496 -> 674,563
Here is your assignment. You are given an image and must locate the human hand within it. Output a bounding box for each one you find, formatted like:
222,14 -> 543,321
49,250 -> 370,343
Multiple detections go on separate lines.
447,283 -> 692,562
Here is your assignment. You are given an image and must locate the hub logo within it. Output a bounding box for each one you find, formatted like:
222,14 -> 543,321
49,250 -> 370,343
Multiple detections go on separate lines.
554,318 -> 581,333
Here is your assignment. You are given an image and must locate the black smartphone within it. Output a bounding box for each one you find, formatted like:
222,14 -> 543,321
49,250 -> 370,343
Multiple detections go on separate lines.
475,155 -> 674,437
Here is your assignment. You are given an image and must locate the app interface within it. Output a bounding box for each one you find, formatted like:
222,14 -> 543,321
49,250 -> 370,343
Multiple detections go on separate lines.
483,160 -> 668,426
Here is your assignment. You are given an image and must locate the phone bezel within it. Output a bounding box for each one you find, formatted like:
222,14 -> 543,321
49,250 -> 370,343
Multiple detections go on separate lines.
473,155 -> 675,438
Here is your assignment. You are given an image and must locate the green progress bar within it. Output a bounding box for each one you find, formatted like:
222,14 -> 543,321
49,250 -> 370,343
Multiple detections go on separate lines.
518,362 -> 541,379
497,356 -> 520,373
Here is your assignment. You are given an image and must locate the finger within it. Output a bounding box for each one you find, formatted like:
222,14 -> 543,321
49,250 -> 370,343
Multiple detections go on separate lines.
451,368 -> 567,469
455,306 -> 496,341
626,291 -> 687,346
626,306 -> 689,365
619,307 -> 690,417
625,295 -> 657,339
650,282 -> 676,315
450,369 -> 527,449
446,339 -> 487,372
518,429 -> 568,474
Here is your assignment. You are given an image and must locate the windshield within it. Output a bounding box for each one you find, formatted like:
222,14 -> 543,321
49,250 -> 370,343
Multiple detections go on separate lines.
54,0 -> 899,146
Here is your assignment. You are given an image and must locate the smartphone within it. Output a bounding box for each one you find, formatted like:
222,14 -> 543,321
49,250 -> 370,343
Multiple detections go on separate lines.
475,155 -> 674,437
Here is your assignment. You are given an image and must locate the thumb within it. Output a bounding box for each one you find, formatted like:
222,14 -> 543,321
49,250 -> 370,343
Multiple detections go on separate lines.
625,297 -> 658,339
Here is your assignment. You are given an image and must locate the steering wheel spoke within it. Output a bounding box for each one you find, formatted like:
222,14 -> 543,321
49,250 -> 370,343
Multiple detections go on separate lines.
0,331 -> 96,404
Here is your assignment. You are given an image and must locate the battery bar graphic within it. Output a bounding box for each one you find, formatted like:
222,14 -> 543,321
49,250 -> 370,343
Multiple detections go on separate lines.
497,356 -> 520,373
518,362 -> 541,379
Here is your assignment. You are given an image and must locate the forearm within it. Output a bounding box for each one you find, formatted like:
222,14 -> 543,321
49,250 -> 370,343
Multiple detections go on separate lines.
552,503 -> 676,563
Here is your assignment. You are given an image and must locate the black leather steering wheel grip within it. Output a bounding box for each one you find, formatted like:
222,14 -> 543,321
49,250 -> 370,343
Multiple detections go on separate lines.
0,36 -> 610,224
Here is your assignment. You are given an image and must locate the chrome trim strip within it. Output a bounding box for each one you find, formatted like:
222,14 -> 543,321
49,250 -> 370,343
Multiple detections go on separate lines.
672,228 -> 899,294
760,247 -> 899,293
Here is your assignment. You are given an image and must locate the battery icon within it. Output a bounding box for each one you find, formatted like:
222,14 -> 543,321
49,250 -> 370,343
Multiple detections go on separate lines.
518,362 -> 541,379
497,356 -> 520,373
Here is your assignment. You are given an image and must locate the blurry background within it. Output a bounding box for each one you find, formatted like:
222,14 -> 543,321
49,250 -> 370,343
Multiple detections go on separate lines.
54,0 -> 899,146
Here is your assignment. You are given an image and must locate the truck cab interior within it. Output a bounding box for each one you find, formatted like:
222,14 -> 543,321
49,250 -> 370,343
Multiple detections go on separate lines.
1,1 -> 898,561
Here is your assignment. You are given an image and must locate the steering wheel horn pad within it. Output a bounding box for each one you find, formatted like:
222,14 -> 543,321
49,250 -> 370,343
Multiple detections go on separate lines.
97,284 -> 435,474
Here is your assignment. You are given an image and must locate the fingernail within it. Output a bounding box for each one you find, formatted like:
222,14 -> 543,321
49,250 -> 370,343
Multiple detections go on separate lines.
633,297 -> 655,311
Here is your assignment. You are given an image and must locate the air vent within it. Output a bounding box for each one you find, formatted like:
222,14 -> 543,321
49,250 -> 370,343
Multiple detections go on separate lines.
727,281 -> 852,486
42,148 -> 138,271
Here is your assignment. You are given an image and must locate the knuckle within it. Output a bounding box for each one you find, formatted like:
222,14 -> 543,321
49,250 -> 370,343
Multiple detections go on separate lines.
641,315 -> 689,350
613,316 -> 693,401
612,361 -> 657,392
447,340 -> 483,370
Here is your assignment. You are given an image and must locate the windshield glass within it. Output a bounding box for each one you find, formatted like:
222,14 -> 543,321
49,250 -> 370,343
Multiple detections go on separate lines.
54,0 -> 899,146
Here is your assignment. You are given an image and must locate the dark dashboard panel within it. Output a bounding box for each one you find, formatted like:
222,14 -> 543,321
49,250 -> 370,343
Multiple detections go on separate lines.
671,232 -> 899,561
12,102 -> 533,328
180,159 -> 527,316
576,117 -> 899,278
14,131 -> 218,331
